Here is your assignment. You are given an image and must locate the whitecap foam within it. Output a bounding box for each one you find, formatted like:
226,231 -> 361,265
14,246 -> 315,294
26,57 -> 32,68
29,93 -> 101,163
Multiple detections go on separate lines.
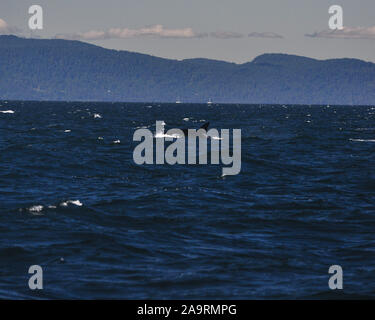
28,205 -> 44,213
69,200 -> 83,206
154,131 -> 222,139
113,139 -> 121,144
183,118 -> 189,121
64,130 -> 71,133
154,121 -> 180,138
60,200 -> 83,207
355,128 -> 375,131
94,113 -> 102,119
0,110 -> 15,114
154,133 -> 182,139
350,138 -> 375,143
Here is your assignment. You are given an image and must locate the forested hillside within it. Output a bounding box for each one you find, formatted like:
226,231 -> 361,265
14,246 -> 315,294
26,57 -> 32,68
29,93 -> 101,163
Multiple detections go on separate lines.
1,35 -> 374,105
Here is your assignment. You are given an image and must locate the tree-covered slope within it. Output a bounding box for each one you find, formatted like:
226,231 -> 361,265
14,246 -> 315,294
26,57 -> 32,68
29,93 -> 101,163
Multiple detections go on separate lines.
1,35 -> 374,104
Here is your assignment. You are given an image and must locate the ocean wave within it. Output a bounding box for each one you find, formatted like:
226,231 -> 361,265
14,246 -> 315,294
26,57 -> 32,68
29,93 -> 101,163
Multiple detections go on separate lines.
3,101 -> 375,299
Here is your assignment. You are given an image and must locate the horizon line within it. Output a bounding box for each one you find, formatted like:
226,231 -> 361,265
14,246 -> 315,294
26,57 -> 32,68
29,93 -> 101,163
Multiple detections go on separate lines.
0,98 -> 369,108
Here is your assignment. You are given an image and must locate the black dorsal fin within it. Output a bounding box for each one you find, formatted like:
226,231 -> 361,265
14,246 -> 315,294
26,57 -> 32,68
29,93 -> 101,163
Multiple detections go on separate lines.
199,122 -> 210,131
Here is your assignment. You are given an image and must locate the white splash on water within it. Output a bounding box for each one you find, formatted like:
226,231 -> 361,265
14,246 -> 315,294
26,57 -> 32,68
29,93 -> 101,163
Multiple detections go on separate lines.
28,205 -> 44,214
355,128 -> 375,131
350,138 -> 375,143
154,132 -> 182,139
154,121 -> 180,138
60,200 -> 83,207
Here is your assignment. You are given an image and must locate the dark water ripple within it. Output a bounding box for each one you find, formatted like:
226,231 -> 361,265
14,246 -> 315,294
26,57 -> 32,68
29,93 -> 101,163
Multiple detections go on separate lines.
0,101 -> 375,299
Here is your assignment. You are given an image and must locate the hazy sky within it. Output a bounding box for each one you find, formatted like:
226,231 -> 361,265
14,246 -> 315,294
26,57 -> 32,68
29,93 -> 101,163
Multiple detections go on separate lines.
0,0 -> 374,63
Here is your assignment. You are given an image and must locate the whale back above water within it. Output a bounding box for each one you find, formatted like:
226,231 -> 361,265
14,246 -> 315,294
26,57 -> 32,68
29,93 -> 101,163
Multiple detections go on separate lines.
181,122 -> 210,136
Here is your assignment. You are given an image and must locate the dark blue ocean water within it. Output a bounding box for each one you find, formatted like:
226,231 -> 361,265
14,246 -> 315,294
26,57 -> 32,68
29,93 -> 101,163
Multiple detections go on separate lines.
1,101 -> 375,299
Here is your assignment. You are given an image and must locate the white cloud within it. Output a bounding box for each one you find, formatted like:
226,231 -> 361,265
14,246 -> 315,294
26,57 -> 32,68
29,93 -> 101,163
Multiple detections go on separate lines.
0,18 -> 10,34
305,26 -> 375,39
210,31 -> 244,39
55,25 -> 207,40
0,18 -> 21,35
248,32 -> 283,39
0,19 -> 7,28
248,32 -> 284,39
55,26 -> 287,41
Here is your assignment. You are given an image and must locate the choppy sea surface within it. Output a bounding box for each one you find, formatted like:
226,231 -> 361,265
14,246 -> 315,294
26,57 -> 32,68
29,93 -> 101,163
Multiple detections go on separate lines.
1,101 -> 375,299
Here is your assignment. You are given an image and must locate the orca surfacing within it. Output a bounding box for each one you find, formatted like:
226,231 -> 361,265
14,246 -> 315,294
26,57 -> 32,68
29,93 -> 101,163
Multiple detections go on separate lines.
181,122 -> 210,136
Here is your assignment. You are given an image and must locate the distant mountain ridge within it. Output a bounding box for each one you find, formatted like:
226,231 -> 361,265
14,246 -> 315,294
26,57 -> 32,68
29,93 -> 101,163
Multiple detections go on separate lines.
1,35 -> 374,105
